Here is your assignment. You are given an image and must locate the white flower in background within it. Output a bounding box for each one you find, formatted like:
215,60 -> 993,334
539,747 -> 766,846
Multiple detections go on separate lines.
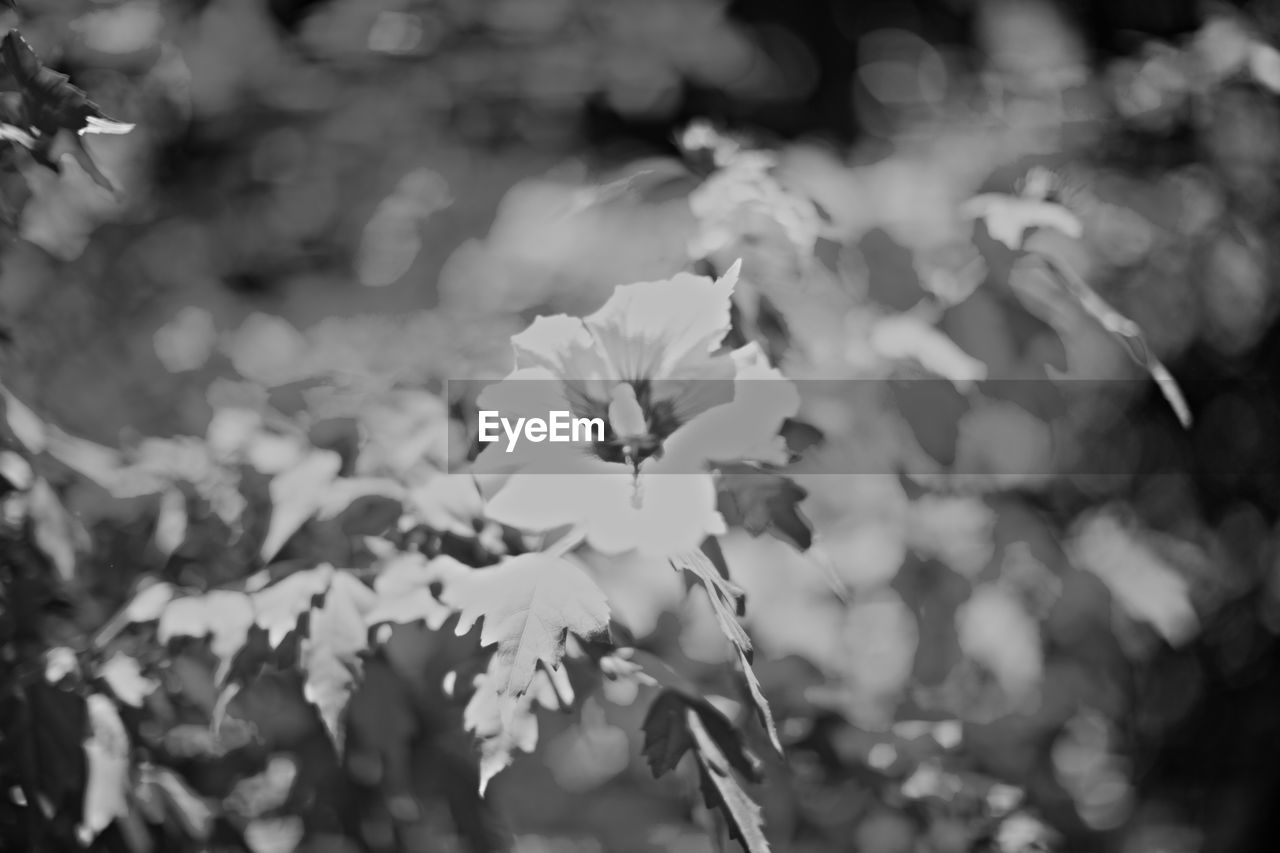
474,262 -> 798,556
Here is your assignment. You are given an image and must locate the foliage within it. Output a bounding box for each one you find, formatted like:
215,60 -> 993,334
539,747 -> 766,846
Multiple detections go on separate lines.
2,2 -> 1280,853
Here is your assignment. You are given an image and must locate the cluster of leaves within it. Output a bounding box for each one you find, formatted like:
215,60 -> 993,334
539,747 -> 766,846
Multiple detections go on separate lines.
5,5 -> 1280,853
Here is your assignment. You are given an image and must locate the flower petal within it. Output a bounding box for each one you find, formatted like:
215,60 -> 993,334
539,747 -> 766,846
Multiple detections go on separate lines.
511,315 -> 610,378
583,262 -> 740,380
661,343 -> 799,469
583,472 -> 725,555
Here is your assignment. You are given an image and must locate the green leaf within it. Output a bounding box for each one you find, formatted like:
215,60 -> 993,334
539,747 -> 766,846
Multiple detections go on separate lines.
300,571 -> 377,751
441,553 -> 611,697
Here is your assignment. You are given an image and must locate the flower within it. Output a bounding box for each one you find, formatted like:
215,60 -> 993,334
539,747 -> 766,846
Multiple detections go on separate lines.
473,262 -> 799,556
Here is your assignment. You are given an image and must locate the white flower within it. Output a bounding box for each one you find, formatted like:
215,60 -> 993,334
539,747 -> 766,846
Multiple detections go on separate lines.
474,262 -> 798,556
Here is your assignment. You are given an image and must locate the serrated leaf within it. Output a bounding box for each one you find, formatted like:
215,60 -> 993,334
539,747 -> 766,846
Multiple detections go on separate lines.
80,694 -> 130,843
250,564 -> 335,647
463,660 -> 567,795
146,567 -> 344,687
300,571 -> 376,751
261,450 -> 342,562
716,464 -> 813,552
671,549 -> 782,754
641,689 -> 761,782
441,553 -> 610,697
688,709 -> 771,853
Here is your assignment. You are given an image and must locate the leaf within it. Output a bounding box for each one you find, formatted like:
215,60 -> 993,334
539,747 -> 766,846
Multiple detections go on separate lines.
641,689 -> 770,853
153,487 -> 188,559
44,425 -> 167,498
145,566 -> 339,687
0,32 -> 133,194
97,652 -> 157,707
689,710 -> 772,853
641,689 -> 761,782
250,564 -> 335,647
407,473 -> 485,537
27,477 -> 84,581
365,552 -> 454,629
135,765 -> 213,840
671,549 -> 783,755
316,478 -> 404,536
1069,512 -> 1199,647
124,580 -> 175,622
463,660 -> 568,795
441,553 -> 611,697
157,591 -> 255,683
955,585 -> 1043,703
80,694 -> 130,843
716,464 -> 813,552
261,449 -> 342,562
300,571 -> 377,751
0,448 -> 32,490
0,384 -> 46,452
961,193 -> 1083,251
0,32 -> 134,137
870,312 -> 988,390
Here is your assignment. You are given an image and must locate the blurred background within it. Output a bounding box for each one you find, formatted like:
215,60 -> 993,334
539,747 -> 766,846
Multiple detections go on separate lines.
4,0 -> 1280,852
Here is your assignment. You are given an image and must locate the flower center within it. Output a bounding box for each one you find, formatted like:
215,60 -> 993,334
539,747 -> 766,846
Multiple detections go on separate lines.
564,379 -> 683,470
